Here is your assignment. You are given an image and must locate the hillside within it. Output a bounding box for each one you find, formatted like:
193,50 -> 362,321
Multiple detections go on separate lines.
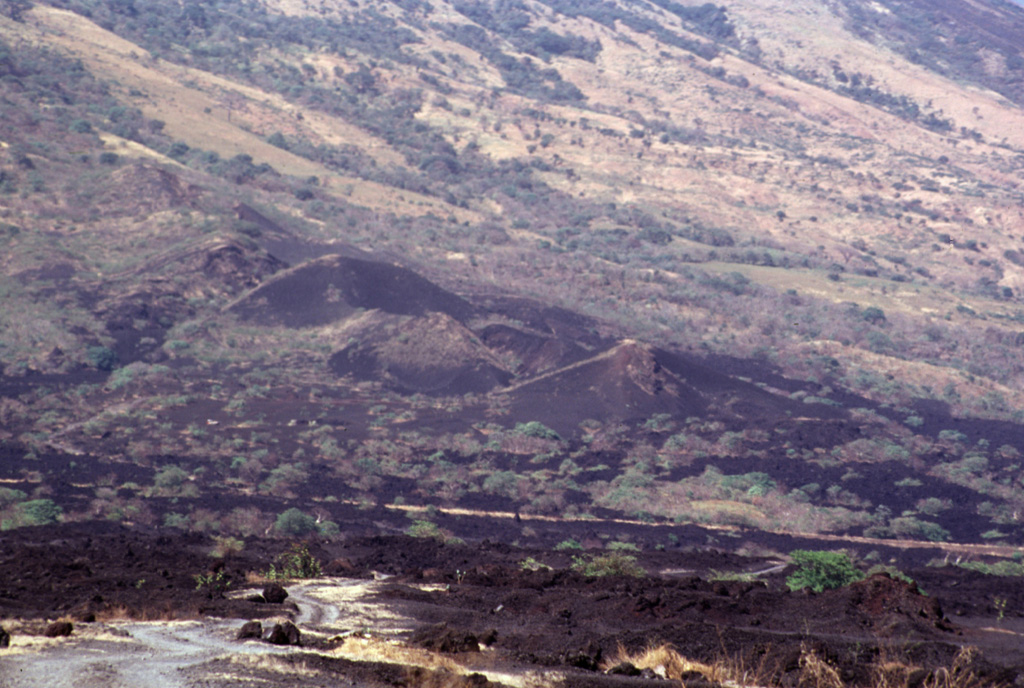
7,0 -> 1024,684
1,0 -> 1024,597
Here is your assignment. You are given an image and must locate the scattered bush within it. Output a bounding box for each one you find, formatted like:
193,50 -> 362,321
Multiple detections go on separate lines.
86,346 -> 119,371
274,508 -> 319,536
860,306 -> 887,324
264,543 -> 322,580
520,556 -> 552,571
786,550 -> 863,592
194,569 -> 231,596
513,421 -> 561,440
211,536 -> 244,558
406,519 -> 445,540
572,552 -> 646,578
554,538 -> 583,551
0,487 -> 27,508
14,499 -> 62,526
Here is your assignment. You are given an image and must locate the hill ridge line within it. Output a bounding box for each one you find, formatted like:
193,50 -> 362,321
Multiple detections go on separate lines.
497,338 -> 643,394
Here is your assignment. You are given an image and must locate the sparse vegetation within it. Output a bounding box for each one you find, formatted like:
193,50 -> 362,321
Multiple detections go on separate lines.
571,552 -> 646,578
194,569 -> 231,597
273,508 -> 319,537
786,550 -> 864,593
0,7 -> 1022,685
263,543 -> 322,580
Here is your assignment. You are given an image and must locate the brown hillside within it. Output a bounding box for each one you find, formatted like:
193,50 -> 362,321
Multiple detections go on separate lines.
227,254 -> 476,328
328,311 -> 511,395
503,340 -> 707,434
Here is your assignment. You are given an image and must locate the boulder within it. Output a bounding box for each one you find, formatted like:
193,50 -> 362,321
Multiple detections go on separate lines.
236,621 -> 263,640
607,662 -> 641,676
0,626 -> 10,648
562,641 -> 602,671
262,583 -> 288,604
44,621 -> 73,638
264,621 -> 301,646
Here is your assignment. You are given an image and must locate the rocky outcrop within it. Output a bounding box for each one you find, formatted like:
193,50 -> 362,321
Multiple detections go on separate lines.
236,621 -> 263,640
264,621 -> 301,646
261,583 -> 288,604
44,621 -> 73,638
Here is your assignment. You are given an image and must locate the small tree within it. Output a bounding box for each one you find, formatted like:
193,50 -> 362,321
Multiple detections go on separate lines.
861,306 -> 887,325
18,499 -> 62,526
274,508 -> 318,536
406,519 -> 444,540
572,552 -> 646,578
264,543 -> 322,580
513,421 -> 560,440
786,550 -> 863,592
87,345 -> 119,371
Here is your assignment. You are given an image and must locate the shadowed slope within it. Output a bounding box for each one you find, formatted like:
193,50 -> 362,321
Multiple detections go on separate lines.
504,340 -> 708,435
227,254 -> 476,328
328,311 -> 511,395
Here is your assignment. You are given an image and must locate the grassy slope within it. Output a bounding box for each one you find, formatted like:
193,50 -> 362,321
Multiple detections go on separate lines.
19,6 -> 477,221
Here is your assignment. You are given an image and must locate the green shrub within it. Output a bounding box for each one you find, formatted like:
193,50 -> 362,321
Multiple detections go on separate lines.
952,559 -> 1024,577
786,550 -> 864,592
163,512 -> 189,528
194,569 -> 231,596
274,508 -> 318,536
887,516 -> 950,542
264,543 -> 322,580
16,499 -> 62,526
406,519 -> 444,540
513,421 -> 561,440
861,306 -> 887,324
520,556 -> 552,572
211,536 -> 245,558
168,141 -> 190,159
554,538 -> 583,551
86,345 -> 119,371
482,470 -> 519,499
69,119 -> 93,133
0,487 -> 27,507
572,552 -> 646,578
154,465 -> 189,491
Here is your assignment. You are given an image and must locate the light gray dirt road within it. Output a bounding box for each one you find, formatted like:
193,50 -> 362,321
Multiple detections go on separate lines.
0,579 -> 411,688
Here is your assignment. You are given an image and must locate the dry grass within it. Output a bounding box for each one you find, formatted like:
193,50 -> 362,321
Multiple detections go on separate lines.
227,654 -> 321,679
600,643 -> 997,688
244,570 -> 271,585
923,648 -> 990,688
860,647 -> 991,688
333,635 -> 460,672
601,643 -> 725,683
21,6 -> 479,222
798,645 -> 844,688
93,604 -> 192,622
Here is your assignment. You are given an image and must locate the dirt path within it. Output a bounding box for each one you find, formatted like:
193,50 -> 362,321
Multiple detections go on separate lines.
0,580 -> 397,688
0,618 -> 291,688
287,579 -> 424,634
